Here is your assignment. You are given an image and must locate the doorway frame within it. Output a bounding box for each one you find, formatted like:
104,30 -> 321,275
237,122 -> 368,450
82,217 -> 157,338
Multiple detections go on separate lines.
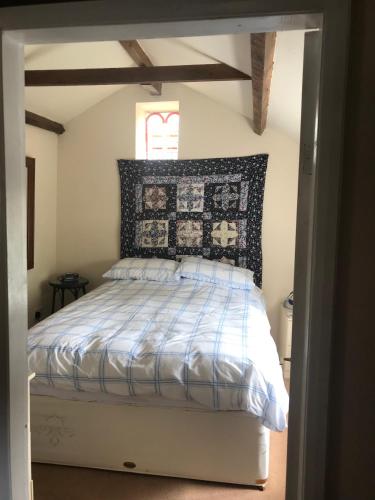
0,1 -> 350,499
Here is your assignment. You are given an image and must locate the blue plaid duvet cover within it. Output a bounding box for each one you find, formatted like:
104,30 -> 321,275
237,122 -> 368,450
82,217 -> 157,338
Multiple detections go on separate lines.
28,278 -> 289,431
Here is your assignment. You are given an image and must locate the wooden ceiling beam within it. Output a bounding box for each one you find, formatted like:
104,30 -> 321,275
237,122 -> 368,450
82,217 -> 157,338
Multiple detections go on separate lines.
25,110 -> 65,135
250,32 -> 276,135
25,64 -> 251,87
119,40 -> 162,96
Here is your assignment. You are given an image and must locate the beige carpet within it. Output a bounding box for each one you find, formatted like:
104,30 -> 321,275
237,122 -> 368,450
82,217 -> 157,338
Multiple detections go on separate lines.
32,429 -> 287,500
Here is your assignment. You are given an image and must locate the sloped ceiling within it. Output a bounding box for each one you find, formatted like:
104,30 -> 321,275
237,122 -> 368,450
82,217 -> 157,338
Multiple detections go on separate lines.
24,31 -> 305,140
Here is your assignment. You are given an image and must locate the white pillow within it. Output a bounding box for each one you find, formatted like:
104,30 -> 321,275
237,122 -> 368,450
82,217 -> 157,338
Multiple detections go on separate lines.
103,258 -> 179,282
176,256 -> 255,290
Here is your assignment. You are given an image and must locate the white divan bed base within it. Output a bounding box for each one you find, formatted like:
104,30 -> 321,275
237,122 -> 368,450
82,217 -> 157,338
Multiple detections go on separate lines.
31,395 -> 270,489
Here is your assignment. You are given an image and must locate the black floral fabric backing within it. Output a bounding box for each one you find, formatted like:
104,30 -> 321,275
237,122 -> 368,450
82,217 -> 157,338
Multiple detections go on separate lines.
118,155 -> 268,287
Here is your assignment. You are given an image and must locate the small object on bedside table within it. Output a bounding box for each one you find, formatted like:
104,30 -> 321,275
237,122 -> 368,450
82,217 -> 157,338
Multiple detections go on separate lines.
49,276 -> 89,313
59,272 -> 80,282
279,302 -> 293,379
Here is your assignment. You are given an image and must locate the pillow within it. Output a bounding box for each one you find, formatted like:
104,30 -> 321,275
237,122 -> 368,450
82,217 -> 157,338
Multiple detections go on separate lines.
176,256 -> 255,290
103,258 -> 179,282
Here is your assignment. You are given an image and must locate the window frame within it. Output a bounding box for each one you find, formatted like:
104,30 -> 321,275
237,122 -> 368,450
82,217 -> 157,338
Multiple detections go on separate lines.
145,110 -> 180,160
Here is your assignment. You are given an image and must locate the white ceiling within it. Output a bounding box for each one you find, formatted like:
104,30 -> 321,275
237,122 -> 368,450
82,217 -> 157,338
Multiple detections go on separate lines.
24,31 -> 305,140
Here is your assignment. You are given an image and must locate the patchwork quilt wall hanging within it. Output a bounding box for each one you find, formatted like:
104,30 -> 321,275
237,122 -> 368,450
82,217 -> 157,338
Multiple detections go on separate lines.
117,155 -> 268,287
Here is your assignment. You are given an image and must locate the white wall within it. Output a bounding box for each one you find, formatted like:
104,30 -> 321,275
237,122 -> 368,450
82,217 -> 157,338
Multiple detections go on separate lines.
26,125 -> 58,325
57,83 -> 299,348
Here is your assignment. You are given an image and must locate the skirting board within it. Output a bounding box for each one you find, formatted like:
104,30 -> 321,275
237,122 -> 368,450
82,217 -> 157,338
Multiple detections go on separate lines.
31,395 -> 270,487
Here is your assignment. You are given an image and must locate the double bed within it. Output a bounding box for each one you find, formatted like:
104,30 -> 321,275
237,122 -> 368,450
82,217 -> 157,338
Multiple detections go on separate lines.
28,260 -> 288,488
28,155 -> 288,488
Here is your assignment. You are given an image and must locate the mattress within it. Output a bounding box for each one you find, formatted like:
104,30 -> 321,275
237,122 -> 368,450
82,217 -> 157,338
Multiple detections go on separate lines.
28,278 -> 289,431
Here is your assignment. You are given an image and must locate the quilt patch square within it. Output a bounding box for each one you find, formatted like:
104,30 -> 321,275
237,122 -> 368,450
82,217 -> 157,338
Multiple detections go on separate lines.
137,220 -> 169,248
205,181 -> 242,212
211,220 -> 239,248
176,183 -> 204,212
213,183 -> 241,211
118,155 -> 268,287
176,220 -> 203,247
209,220 -> 247,249
143,185 -> 168,210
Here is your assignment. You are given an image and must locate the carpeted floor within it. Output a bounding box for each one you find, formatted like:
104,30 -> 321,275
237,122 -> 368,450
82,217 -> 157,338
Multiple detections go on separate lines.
32,428 -> 287,500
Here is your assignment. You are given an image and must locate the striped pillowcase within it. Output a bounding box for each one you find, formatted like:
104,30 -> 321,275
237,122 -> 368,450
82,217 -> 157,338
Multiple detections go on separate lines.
103,258 -> 179,282
176,256 -> 255,290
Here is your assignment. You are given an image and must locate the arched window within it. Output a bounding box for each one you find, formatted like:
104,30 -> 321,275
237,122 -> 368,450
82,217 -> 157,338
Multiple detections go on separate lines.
145,111 -> 180,160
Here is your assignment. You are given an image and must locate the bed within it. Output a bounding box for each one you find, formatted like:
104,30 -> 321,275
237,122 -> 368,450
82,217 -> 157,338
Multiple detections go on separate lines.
28,258 -> 288,488
29,155 -> 288,487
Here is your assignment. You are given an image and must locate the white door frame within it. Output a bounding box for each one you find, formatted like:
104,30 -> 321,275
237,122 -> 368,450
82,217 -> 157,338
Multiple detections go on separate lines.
0,2 -> 350,499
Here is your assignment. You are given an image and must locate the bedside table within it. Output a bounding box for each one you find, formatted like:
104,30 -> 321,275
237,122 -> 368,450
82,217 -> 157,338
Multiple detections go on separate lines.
49,277 -> 89,313
279,305 -> 293,379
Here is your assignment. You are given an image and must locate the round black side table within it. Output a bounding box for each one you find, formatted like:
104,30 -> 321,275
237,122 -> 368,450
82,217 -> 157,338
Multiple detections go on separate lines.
49,277 -> 89,313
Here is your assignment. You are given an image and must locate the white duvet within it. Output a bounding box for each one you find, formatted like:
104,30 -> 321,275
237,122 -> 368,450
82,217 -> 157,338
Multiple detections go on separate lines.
28,278 -> 289,431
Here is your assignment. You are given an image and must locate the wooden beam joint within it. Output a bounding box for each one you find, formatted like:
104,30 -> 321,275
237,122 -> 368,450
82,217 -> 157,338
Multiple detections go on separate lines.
119,40 -> 161,96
